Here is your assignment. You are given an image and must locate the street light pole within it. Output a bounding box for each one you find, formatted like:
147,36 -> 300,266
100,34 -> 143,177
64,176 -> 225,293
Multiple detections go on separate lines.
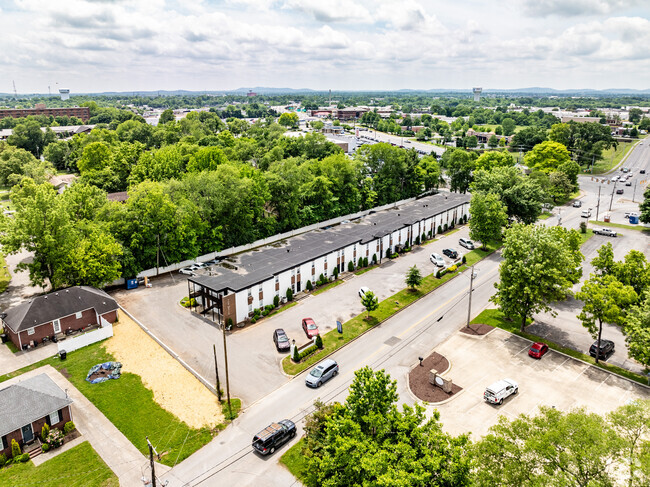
466,266 -> 476,329
595,185 -> 601,221
608,180 -> 618,212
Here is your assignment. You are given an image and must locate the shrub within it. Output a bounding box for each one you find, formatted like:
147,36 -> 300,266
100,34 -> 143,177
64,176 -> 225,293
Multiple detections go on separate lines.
250,318 -> 257,324
19,453 -> 29,462
348,261 -> 354,272
318,273 -> 325,284
333,267 -> 339,279
11,438 -> 21,458
261,309 -> 270,317
463,215 -> 468,223
444,223 -> 448,232
225,317 -> 233,330
62,420 -> 74,435
180,297 -> 197,308
371,254 -> 377,264
46,429 -> 64,449
306,280 -> 313,291
421,233 -> 427,242
579,221 -> 587,233
315,334 -> 323,349
41,443 -> 50,453
436,269 -> 446,278
286,288 -> 293,301
391,253 -> 399,259
414,235 -> 420,245
448,264 -> 457,272
0,453 -> 6,467
363,257 -> 368,267
265,304 -> 274,312
253,308 -> 261,318
386,248 -> 391,258
298,344 -> 319,361
403,246 -> 411,253
462,255 -> 467,264
450,220 -> 455,229
273,295 -> 280,308
428,230 -> 433,237
437,225 -> 443,234
41,422 -> 50,442
292,344 -> 300,362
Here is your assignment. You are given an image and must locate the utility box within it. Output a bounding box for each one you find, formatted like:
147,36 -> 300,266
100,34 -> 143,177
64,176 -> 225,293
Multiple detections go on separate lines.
604,214 -> 611,223
629,215 -> 639,224
126,279 -> 139,290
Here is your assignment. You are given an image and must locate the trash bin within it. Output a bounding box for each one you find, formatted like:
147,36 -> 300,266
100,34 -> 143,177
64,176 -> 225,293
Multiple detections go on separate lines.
59,350 -> 67,360
0,333 -> 7,343
126,278 -> 138,290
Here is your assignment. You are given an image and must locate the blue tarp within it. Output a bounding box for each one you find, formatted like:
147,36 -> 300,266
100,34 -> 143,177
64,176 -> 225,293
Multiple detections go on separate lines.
85,361 -> 122,384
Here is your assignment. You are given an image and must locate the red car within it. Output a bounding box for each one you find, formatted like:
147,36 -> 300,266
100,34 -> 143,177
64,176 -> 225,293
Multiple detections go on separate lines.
528,342 -> 549,359
302,318 -> 319,338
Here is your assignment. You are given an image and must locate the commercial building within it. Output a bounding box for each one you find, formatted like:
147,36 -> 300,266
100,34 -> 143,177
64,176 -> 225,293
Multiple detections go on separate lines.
187,192 -> 470,326
0,104 -> 90,122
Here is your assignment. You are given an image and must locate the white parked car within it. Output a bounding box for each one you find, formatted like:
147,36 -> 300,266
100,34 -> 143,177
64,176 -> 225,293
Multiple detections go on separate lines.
179,267 -> 196,276
459,238 -> 475,250
358,286 -> 371,298
430,253 -> 445,267
484,379 -> 518,405
581,210 -> 592,218
594,228 -> 617,237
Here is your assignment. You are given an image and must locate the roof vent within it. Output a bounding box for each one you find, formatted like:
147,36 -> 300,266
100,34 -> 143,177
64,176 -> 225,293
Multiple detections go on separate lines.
286,249 -> 290,252
65,289 -> 69,293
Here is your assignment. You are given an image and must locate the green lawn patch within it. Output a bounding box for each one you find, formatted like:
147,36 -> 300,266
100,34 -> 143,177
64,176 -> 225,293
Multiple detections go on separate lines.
0,341 -> 220,466
280,439 -> 309,484
312,280 -> 343,296
444,227 -> 461,236
538,212 -> 552,220
471,309 -> 649,386
222,398 -> 242,421
282,243 -> 498,376
591,142 -> 636,174
354,265 -> 379,276
3,340 -> 19,353
0,441 -> 118,487
579,229 -> 594,246
268,301 -> 297,317
0,253 -> 11,293
589,220 -> 650,233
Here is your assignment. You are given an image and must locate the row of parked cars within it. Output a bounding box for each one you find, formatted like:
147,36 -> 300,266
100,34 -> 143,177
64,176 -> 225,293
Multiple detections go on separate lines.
429,238 -> 474,267
178,257 -> 223,276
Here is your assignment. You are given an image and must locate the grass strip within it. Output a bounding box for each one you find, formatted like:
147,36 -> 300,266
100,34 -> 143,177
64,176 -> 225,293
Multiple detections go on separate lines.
589,220 -> 650,232
579,229 -> 594,246
312,280 -> 343,296
282,244 -> 498,375
0,341 -> 231,466
0,441 -> 118,487
471,309 -> 648,386
280,439 -> 309,484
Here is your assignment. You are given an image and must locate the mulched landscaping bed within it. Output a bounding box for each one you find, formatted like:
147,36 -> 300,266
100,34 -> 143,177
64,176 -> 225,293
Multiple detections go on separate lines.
409,352 -> 462,403
459,323 -> 494,336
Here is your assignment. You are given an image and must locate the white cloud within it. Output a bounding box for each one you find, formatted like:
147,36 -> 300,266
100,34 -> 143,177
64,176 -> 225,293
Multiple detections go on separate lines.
520,0 -> 643,17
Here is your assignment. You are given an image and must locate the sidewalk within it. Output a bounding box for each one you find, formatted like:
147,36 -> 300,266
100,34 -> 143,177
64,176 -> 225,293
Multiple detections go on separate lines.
0,341 -> 58,375
2,365 -> 170,486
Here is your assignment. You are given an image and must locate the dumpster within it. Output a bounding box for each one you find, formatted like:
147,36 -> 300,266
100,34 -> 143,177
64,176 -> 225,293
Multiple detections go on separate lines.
59,350 -> 67,360
629,215 -> 639,224
126,278 -> 138,290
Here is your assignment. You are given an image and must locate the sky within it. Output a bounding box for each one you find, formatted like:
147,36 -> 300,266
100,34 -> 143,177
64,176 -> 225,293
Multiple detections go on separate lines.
0,0 -> 649,93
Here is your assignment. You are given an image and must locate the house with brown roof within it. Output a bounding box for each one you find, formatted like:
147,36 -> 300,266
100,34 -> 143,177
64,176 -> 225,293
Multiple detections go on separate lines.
1,286 -> 118,351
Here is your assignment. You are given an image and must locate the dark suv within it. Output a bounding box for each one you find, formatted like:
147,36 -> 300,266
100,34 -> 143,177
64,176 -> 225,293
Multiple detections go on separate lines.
442,248 -> 458,259
589,339 -> 614,359
252,419 -> 296,455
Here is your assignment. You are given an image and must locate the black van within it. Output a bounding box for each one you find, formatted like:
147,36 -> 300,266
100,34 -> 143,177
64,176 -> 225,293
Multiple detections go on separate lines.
252,419 -> 296,455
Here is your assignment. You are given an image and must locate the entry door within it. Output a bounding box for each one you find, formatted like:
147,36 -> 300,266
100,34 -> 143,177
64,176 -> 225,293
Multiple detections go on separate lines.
53,319 -> 61,334
296,280 -> 301,292
22,424 -> 33,442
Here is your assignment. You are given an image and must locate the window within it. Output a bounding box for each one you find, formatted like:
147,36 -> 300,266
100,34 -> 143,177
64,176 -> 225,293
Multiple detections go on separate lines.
27,328 -> 35,336
75,311 -> 82,319
274,275 -> 278,283
258,284 -> 263,294
311,262 -> 315,269
1,435 -> 7,450
248,304 -> 253,313
291,268 -> 295,276
49,410 -> 60,425
247,288 -> 252,297
53,319 -> 61,333
324,256 -> 327,264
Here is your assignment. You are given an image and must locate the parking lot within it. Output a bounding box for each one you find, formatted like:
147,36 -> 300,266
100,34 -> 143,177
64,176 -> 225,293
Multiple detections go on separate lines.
429,327 -> 650,438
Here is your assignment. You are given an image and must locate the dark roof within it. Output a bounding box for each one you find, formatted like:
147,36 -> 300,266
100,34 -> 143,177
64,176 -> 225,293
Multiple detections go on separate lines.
0,374 -> 73,437
191,192 -> 469,293
2,286 -> 118,333
107,191 -> 129,202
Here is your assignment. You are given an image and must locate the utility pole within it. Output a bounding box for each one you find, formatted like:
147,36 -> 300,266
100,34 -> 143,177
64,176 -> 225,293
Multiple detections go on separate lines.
466,266 -> 475,329
213,344 -> 222,401
595,185 -> 601,221
608,181 -> 617,212
156,234 -> 160,276
633,181 -> 637,203
222,324 -> 232,419
146,436 -> 157,487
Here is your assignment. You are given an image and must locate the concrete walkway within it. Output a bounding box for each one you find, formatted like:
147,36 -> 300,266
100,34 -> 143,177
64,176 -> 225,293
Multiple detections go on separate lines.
0,340 -> 58,375
2,365 -> 170,486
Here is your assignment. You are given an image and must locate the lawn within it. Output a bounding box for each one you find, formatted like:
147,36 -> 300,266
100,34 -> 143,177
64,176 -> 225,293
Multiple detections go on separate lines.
282,243 -> 498,375
0,253 -> 11,293
591,142 -> 636,174
579,229 -> 594,246
471,309 -> 648,386
0,441 -> 118,487
589,220 -> 650,233
312,279 -> 343,296
280,439 -> 309,485
354,264 -> 379,276
538,212 -> 552,220
0,341 -> 226,466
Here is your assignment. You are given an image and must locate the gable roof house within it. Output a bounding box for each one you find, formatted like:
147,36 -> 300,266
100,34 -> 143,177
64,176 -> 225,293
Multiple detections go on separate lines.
1,286 -> 119,351
0,374 -> 73,457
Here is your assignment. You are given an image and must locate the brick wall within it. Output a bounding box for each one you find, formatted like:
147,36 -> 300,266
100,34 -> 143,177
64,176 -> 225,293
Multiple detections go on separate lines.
0,406 -> 72,457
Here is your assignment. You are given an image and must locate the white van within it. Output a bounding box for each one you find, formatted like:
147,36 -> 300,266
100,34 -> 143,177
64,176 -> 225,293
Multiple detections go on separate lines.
484,378 -> 518,405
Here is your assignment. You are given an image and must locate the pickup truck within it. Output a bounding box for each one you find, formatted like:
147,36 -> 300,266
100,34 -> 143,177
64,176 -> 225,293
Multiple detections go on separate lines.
594,228 -> 617,237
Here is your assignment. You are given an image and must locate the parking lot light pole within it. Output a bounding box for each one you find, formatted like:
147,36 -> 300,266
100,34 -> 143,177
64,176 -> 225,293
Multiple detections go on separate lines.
608,181 -> 618,212
466,266 -> 478,329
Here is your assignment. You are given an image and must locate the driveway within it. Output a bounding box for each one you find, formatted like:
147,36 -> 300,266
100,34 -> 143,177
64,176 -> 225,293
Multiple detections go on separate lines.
113,226 -> 476,406
430,327 -> 650,438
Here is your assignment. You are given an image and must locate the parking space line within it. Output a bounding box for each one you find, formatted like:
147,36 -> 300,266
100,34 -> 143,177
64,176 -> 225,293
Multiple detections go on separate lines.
551,356 -> 571,373
571,365 -> 589,382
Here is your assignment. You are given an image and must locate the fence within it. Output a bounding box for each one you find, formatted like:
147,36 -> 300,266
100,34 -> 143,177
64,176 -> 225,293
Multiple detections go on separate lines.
57,322 -> 113,354
109,195 -> 421,285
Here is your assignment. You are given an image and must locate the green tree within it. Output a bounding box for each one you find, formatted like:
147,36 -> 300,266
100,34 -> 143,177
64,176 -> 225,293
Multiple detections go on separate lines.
278,112 -> 299,128
491,224 -> 582,332
608,399 -> 650,486
186,146 -> 228,172
591,242 -> 616,276
469,192 -> 507,249
405,265 -> 423,290
511,126 -> 548,152
77,141 -> 113,174
524,141 -> 571,173
623,293 -> 650,369
474,151 -> 514,171
159,109 -> 175,125
501,118 -> 516,136
7,120 -> 56,157
446,149 -> 474,193
576,274 -> 637,363
360,290 -> 379,318
473,406 -> 621,487
628,108 -> 643,124
487,134 -> 498,148
641,187 -> 650,224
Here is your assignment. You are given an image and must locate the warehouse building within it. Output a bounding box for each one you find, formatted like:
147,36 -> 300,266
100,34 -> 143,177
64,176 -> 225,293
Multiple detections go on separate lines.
187,192 -> 470,326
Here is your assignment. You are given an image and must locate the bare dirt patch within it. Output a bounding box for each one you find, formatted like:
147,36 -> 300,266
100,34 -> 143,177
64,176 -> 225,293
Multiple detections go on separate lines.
104,314 -> 224,428
459,323 -> 494,336
409,352 -> 462,403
